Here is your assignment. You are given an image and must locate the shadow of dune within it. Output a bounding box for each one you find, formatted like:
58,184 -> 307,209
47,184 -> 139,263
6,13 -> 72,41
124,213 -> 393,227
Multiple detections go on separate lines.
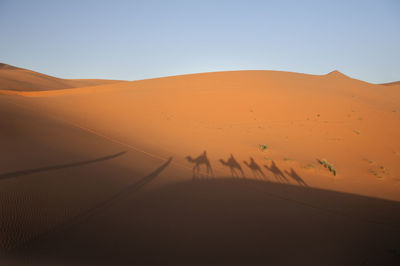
219,154 -> 245,178
0,151 -> 127,181
14,157 -> 173,252
264,160 -> 288,183
284,168 -> 308,186
13,178 -> 400,265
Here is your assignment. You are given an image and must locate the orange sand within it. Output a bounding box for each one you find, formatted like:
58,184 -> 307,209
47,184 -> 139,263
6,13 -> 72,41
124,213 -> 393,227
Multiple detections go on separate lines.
1,64 -> 399,265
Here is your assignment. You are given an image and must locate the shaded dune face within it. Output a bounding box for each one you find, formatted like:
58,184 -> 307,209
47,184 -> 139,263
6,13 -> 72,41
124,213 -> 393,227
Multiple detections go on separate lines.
0,66 -> 400,265
0,63 -> 123,91
10,179 -> 400,265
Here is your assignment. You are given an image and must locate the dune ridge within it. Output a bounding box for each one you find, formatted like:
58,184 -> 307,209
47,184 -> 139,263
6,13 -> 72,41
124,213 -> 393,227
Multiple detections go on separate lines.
0,63 -> 125,91
381,81 -> 400,86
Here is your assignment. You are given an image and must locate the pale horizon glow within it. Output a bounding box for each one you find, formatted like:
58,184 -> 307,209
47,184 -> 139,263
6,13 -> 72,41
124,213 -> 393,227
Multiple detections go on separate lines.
0,0 -> 399,83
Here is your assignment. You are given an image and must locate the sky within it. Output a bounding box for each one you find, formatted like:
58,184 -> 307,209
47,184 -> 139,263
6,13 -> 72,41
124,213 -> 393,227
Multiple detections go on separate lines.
0,0 -> 399,83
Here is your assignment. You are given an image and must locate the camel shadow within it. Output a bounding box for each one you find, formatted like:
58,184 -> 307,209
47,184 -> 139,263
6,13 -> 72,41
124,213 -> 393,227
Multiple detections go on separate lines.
219,154 -> 245,178
264,161 -> 288,183
284,168 -> 308,187
243,157 -> 266,179
0,151 -> 127,181
185,151 -> 214,179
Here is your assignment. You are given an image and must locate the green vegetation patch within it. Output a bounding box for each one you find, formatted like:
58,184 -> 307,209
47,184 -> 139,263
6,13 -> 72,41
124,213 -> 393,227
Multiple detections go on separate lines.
319,159 -> 337,176
259,144 -> 268,151
303,164 -> 316,170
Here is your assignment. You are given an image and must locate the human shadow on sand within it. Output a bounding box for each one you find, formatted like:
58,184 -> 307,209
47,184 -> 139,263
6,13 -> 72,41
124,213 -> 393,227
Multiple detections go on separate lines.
186,151 -> 214,179
243,157 -> 266,179
264,161 -> 288,183
0,151 -> 127,181
15,157 -> 173,252
285,168 -> 308,187
219,154 -> 245,178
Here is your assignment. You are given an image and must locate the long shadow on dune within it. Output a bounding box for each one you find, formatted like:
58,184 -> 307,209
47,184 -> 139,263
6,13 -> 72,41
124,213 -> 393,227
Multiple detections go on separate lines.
14,178 -> 400,265
14,157 -> 173,252
219,154 -> 245,178
264,160 -> 288,183
0,151 -> 127,181
243,157 -> 266,179
284,168 -> 308,187
185,151 -> 213,179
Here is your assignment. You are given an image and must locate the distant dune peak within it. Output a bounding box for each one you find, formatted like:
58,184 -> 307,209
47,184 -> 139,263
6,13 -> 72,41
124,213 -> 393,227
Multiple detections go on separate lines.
0,63 -> 20,70
327,70 -> 347,77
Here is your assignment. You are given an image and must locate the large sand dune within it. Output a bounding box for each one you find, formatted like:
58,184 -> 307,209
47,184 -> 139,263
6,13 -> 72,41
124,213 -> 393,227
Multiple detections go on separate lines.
1,65 -> 399,265
0,63 -> 124,91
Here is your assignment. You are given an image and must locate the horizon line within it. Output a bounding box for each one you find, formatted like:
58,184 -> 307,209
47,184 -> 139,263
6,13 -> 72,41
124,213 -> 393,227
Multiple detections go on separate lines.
1,62 -> 397,85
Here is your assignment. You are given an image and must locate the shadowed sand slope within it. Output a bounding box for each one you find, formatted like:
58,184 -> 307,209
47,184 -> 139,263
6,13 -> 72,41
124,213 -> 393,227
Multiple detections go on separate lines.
0,63 -> 124,91
0,99 -> 175,253
9,179 -> 400,265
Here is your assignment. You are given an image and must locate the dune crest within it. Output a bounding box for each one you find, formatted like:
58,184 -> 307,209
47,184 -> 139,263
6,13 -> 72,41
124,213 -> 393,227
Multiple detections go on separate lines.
381,81 -> 400,86
0,62 -> 125,91
327,69 -> 347,77
0,63 -> 23,70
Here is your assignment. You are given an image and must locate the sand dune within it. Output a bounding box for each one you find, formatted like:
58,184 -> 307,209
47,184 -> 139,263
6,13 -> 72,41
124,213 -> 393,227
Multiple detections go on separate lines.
1,65 -> 400,265
381,81 -> 400,86
0,63 -> 124,91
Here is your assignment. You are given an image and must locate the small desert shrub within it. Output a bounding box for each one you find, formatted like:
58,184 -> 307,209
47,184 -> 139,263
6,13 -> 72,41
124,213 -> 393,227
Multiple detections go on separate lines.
370,169 -> 382,179
353,130 -> 360,135
319,159 -> 337,176
259,144 -> 267,151
303,164 -> 315,170
380,166 -> 387,173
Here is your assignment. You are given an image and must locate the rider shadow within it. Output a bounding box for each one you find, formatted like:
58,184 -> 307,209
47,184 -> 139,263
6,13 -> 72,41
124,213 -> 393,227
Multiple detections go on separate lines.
0,151 -> 127,181
185,151 -> 214,179
264,161 -> 288,183
284,168 -> 308,187
243,157 -> 266,179
219,154 -> 245,178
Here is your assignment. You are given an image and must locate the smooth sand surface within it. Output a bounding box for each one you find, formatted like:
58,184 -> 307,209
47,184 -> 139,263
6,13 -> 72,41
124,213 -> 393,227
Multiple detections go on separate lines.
0,63 -> 124,91
0,66 -> 399,265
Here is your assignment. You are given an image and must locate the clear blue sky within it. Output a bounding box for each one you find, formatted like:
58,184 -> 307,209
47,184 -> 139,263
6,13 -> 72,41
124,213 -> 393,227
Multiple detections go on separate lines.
0,0 -> 399,83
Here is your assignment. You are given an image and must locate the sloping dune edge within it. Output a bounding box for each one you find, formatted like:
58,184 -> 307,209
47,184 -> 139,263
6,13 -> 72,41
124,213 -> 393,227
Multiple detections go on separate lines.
0,70 -> 369,97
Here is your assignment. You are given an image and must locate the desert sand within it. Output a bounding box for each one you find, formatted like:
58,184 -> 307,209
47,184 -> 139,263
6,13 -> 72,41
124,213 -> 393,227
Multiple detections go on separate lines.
0,63 -> 124,92
0,63 -> 399,265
